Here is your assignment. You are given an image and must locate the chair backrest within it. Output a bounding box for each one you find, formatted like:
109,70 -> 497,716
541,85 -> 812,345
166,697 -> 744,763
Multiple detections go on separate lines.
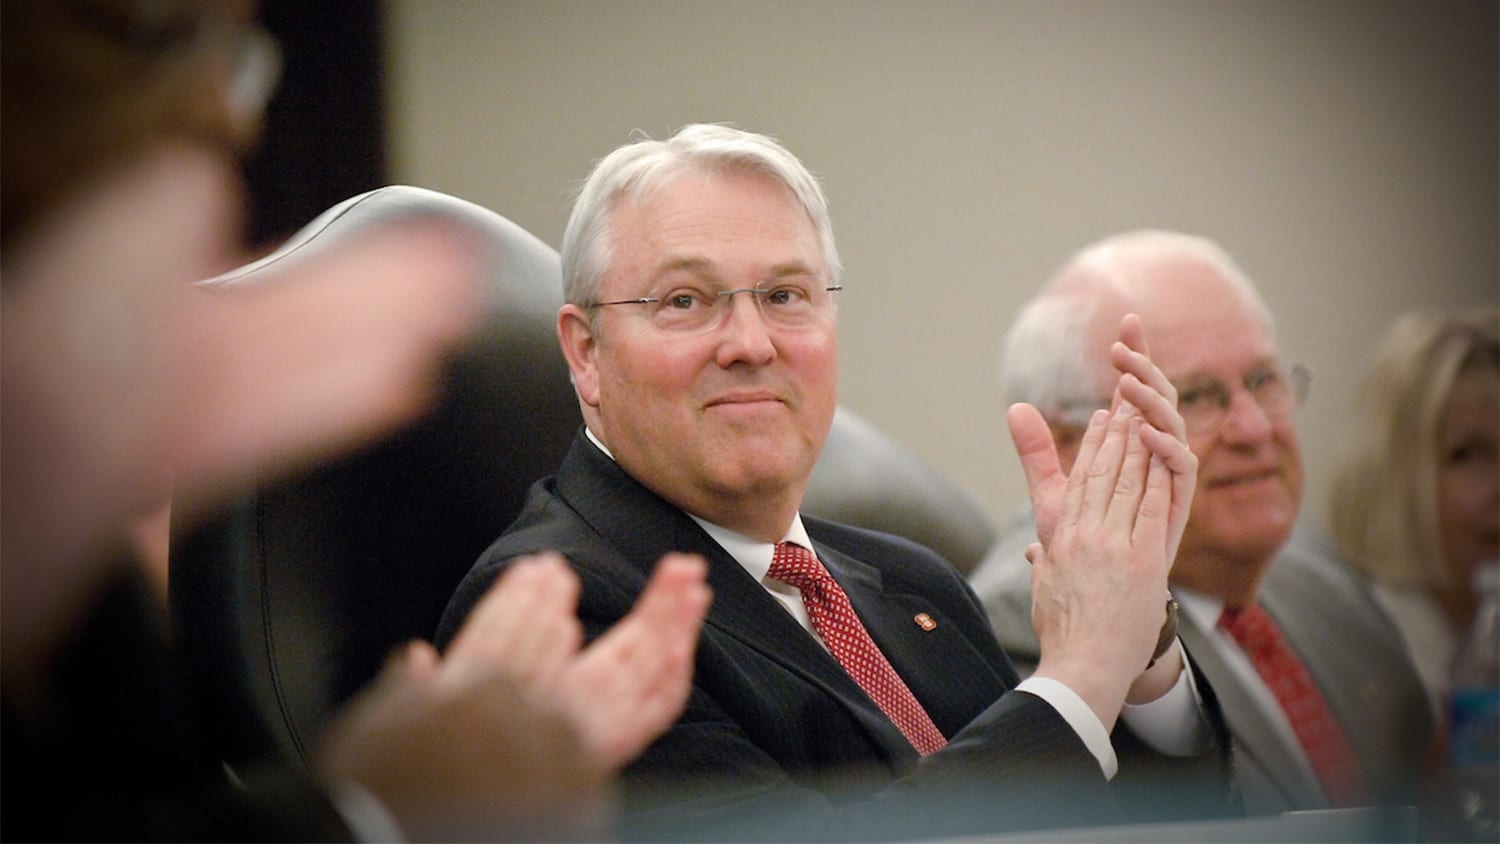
807,408 -> 997,577
169,185 -> 996,771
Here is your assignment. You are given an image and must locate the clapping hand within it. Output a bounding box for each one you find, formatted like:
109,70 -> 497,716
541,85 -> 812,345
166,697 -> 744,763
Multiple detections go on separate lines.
1006,314 -> 1196,728
315,552 -> 711,842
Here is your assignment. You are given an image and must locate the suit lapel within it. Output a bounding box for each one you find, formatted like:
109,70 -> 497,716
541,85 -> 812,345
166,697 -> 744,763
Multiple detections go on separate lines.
704,558 -> 917,761
1257,546 -> 1433,804
815,540 -> 995,738
554,433 -> 916,760
1177,611 -> 1325,811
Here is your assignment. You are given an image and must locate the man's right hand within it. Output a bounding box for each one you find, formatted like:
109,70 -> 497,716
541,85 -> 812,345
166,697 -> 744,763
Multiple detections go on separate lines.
314,553 -> 711,841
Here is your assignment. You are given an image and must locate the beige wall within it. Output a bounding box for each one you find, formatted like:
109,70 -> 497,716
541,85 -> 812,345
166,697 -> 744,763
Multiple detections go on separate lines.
385,0 -> 1497,538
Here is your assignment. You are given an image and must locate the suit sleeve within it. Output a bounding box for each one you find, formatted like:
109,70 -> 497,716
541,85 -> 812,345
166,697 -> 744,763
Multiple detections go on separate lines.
617,656 -> 1124,842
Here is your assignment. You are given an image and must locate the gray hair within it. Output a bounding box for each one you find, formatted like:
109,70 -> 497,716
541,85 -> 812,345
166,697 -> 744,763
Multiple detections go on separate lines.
560,123 -> 842,310
998,229 -> 1274,426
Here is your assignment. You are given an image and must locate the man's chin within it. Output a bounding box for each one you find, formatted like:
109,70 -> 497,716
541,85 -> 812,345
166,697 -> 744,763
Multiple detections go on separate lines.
1221,521 -> 1295,563
1186,506 -> 1297,559
704,453 -> 810,498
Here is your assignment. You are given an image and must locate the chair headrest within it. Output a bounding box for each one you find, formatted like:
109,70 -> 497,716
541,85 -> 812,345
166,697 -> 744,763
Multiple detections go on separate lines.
807,408 -> 997,575
171,185 -> 582,766
203,185 -> 563,323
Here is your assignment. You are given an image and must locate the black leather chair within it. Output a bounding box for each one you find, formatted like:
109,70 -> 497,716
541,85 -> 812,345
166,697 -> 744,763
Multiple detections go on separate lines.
808,407 -> 997,576
169,185 -> 997,773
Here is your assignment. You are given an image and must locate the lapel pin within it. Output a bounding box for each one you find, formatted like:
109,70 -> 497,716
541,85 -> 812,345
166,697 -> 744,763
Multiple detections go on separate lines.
914,613 -> 936,631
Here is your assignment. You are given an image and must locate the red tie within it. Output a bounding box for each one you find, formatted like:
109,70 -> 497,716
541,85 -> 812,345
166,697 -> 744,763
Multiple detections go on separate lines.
769,541 -> 947,755
1220,604 -> 1367,807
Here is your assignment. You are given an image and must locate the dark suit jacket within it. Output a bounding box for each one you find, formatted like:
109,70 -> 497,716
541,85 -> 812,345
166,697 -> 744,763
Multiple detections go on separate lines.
1,561 -> 352,842
437,433 -> 1235,841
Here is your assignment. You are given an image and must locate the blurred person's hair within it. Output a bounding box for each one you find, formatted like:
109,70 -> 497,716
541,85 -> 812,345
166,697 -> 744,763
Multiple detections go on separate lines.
1328,307 -> 1500,589
1,0 -> 272,254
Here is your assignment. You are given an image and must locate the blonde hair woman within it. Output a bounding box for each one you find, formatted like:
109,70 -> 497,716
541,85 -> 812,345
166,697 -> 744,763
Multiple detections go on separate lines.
1329,307 -> 1499,713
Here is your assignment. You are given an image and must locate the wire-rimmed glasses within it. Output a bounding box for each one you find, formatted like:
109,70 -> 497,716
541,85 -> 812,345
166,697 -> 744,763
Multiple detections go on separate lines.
1047,362 -> 1312,438
1174,362 -> 1312,436
586,282 -> 842,333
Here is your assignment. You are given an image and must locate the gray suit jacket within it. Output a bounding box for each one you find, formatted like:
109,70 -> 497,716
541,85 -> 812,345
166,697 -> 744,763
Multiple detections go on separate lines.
967,513 -> 1434,816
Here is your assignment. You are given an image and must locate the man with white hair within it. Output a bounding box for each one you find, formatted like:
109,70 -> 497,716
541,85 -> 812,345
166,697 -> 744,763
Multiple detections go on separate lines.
968,229 -> 1433,816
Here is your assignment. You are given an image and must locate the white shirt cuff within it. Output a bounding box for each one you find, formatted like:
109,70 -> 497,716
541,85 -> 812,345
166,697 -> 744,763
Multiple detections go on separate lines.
1119,639 -> 1215,756
1016,676 -> 1119,779
329,780 -> 407,843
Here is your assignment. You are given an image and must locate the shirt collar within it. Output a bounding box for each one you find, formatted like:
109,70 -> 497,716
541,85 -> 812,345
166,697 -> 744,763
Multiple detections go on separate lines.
584,426 -> 812,580
1173,584 -> 1227,631
692,515 -> 814,582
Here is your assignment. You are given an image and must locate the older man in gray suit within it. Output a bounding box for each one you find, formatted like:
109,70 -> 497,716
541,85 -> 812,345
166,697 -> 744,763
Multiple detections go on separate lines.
968,230 -> 1433,816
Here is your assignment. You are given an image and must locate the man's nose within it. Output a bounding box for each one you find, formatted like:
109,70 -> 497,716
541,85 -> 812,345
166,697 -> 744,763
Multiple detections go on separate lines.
1216,388 -> 1275,443
714,290 -> 776,364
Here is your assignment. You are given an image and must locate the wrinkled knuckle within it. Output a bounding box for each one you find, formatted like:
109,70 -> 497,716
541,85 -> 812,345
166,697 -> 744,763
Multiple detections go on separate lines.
1137,497 -> 1167,520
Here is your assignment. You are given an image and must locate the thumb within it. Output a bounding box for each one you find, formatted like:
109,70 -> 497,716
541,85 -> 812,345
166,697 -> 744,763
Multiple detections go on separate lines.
1007,403 -> 1061,492
380,639 -> 441,683
1007,403 -> 1065,543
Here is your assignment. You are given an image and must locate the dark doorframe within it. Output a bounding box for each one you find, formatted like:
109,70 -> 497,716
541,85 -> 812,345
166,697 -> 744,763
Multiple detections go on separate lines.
244,0 -> 386,250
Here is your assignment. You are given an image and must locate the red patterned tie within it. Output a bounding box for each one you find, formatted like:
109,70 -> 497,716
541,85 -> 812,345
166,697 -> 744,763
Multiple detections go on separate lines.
1220,604 -> 1367,807
769,541 -> 947,755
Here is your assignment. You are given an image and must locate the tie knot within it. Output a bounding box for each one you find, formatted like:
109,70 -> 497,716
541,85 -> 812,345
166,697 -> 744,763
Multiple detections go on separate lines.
770,541 -> 828,591
1220,604 -> 1280,655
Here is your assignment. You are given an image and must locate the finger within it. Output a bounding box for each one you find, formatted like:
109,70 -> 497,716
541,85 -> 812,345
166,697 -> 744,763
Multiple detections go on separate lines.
171,222 -> 488,516
443,553 -> 582,684
564,553 -> 711,769
615,554 -> 712,648
1117,313 -> 1150,357
1107,314 -> 1150,414
1112,340 -> 1184,442
1058,408 -> 1112,535
1116,370 -> 1185,444
1006,402 -> 1069,545
1006,403 -> 1063,495
377,640 -> 440,687
452,554 -> 577,658
1139,421 -> 1197,477
1140,423 -> 1199,561
1105,367 -> 1137,418
1110,313 -> 1178,433
1110,342 -> 1168,395
1105,416 -> 1152,533
1079,406 -> 1134,522
1131,453 -> 1173,575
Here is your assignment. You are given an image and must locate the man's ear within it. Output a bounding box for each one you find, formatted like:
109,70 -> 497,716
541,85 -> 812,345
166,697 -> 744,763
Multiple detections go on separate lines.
557,304 -> 601,408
